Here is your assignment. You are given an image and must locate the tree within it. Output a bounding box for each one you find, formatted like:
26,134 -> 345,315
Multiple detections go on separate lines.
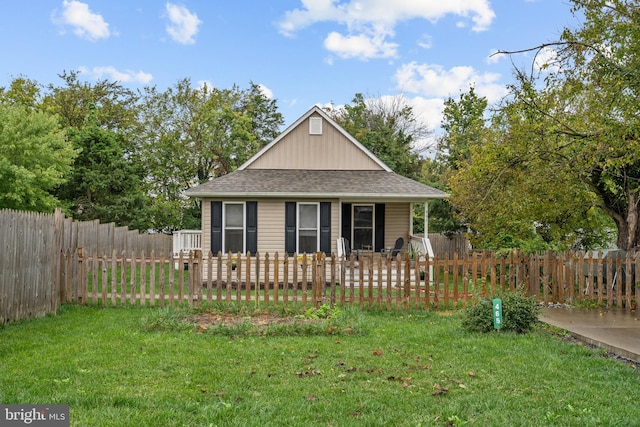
40,72 -> 149,228
429,86 -> 489,236
449,77 -> 613,251
139,79 -> 283,231
327,93 -> 429,181
0,104 -> 75,211
452,0 -> 640,250
488,0 -> 640,250
42,71 -> 140,135
55,112 -> 150,229
437,86 -> 488,171
0,76 -> 42,110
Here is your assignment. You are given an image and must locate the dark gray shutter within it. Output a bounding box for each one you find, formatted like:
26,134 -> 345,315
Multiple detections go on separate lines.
285,202 -> 296,255
341,203 -> 351,240
375,203 -> 385,252
246,201 -> 257,254
320,202 -> 331,254
211,201 -> 222,255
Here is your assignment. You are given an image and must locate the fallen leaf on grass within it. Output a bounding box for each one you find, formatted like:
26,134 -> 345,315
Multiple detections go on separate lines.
373,349 -> 384,356
431,383 -> 449,396
349,403 -> 365,417
305,394 -> 317,401
297,369 -> 321,377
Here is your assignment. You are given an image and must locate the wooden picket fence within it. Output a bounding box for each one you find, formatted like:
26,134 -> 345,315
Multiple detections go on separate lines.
0,208 -> 172,325
62,250 -> 639,310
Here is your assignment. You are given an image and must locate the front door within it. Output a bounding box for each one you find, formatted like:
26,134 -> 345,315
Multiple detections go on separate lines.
352,205 -> 373,250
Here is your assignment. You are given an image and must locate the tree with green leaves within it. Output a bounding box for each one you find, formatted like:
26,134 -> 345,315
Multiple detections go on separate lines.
42,71 -> 140,135
0,104 -> 75,211
327,93 -> 428,181
39,72 -> 150,228
448,93 -> 611,251
0,76 -> 42,110
139,79 -> 283,231
437,86 -> 488,171
428,86 -> 489,236
467,0 -> 638,251
54,111 -> 150,229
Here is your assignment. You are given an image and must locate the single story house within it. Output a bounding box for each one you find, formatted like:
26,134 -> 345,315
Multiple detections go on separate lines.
185,106 -> 448,258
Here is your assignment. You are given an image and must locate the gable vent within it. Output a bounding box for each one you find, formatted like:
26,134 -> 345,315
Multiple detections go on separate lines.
309,117 -> 322,135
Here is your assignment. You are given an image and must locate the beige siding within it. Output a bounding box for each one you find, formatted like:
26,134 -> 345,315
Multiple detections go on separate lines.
201,198 -> 342,256
201,199 -> 211,254
330,201 -> 340,256
384,203 -> 410,251
256,200 -> 285,255
248,112 -> 384,171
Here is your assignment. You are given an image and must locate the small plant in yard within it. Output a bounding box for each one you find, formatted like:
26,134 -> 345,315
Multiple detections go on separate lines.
461,289 -> 540,333
143,303 -> 363,337
302,303 -> 341,320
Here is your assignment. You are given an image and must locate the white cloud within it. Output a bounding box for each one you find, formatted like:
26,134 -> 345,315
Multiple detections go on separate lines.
165,3 -> 201,45
395,61 -> 508,104
279,0 -> 495,35
487,48 -> 504,64
78,66 -> 153,84
53,0 -> 110,41
533,46 -> 560,73
417,34 -> 433,50
324,29 -> 398,60
257,84 -> 274,99
278,1 -> 495,60
392,61 -> 509,139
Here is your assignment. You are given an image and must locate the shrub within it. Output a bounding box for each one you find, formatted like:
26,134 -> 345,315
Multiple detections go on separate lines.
462,290 -> 540,334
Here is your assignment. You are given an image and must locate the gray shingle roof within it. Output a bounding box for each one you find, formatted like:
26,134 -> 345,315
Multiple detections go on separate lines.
185,169 -> 448,201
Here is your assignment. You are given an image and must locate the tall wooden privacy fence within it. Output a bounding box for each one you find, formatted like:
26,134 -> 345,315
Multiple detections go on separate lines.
62,250 -> 639,311
0,208 -> 172,325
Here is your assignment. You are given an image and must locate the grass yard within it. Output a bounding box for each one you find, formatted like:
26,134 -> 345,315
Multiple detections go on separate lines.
1,304 -> 639,426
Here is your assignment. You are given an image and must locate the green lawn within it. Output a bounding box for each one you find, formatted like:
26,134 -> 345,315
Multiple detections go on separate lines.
1,305 -> 638,426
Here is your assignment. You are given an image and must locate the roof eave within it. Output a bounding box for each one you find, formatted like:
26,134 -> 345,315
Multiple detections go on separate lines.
185,191 -> 449,200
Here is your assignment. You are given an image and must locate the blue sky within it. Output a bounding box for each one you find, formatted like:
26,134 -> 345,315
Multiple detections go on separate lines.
0,1 -> 580,150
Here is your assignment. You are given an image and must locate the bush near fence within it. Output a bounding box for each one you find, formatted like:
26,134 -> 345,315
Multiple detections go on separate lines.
63,250 -> 639,312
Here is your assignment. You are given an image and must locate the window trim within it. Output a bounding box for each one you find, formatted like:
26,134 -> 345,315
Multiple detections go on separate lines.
297,202 -> 320,253
309,117 -> 322,135
222,201 -> 245,254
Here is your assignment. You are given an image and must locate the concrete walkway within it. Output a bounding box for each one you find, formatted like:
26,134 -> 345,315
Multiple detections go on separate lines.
539,306 -> 640,363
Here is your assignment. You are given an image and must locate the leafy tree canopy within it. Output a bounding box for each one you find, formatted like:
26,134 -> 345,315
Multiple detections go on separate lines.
55,111 -> 150,229
139,78 -> 283,231
326,93 -> 429,181
0,104 -> 76,211
448,0 -> 640,251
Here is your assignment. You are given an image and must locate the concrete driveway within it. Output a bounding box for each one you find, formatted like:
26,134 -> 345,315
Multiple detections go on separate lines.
539,306 -> 640,363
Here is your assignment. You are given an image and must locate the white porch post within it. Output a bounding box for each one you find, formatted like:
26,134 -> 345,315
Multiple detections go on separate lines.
409,203 -> 414,236
424,202 -> 429,236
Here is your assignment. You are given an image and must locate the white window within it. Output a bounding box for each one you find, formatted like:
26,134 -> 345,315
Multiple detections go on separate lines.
309,117 -> 322,135
298,203 -> 319,253
352,205 -> 374,250
223,202 -> 244,253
